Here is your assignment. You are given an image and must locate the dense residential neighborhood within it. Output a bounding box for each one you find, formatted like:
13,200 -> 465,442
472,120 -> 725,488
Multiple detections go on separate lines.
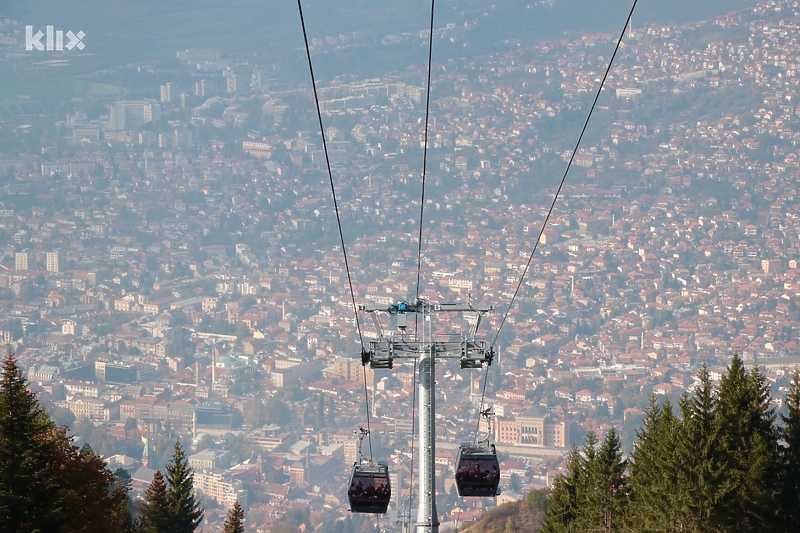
2,0 -> 800,530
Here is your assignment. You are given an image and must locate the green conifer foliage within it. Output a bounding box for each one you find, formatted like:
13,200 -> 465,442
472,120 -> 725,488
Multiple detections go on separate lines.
540,359 -> 800,533
628,396 -> 680,531
541,446 -> 581,533
713,354 -> 779,530
111,467 -> 144,533
222,501 -> 245,533
142,470 -> 172,533
0,351 -> 64,532
780,371 -> 800,530
165,440 -> 204,532
578,428 -> 627,533
543,430 -> 626,533
675,362 -> 726,532
0,351 -> 126,532
571,430 -> 597,532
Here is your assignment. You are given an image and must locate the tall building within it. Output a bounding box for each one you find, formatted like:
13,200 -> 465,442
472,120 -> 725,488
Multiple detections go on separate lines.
331,356 -> 374,388
46,250 -> 60,273
225,73 -> 237,93
108,100 -> 161,130
174,127 -> 193,149
193,471 -> 248,510
251,70 -> 262,88
160,82 -> 172,103
15,251 -> 29,271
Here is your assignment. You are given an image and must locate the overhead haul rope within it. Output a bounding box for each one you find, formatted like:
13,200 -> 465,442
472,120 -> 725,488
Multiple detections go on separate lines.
296,0 -> 374,460
414,0 -> 436,301
475,0 -> 641,438
408,0 -> 438,525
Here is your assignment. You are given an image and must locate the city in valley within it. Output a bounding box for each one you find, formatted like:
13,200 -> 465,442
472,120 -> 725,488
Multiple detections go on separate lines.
1,0 -> 799,530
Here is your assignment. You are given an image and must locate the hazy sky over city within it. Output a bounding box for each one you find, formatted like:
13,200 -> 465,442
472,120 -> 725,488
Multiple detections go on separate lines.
5,0 -> 758,80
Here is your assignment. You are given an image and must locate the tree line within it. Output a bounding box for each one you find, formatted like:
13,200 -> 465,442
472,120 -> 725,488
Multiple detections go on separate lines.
543,354 -> 800,532
0,351 -> 245,533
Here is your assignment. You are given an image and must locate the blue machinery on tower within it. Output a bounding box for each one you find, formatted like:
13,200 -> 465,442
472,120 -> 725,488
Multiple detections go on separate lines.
351,299 -> 499,533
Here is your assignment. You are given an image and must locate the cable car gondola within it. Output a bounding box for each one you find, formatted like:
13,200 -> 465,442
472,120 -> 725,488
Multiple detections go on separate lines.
455,409 -> 500,497
455,443 -> 500,497
347,427 -> 391,513
347,462 -> 391,513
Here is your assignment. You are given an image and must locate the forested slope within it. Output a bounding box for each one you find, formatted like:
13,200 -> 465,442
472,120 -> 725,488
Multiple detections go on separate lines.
465,354 -> 800,533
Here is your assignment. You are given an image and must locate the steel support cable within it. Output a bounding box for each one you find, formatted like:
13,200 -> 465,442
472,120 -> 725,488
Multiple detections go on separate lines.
474,364 -> 492,447
414,0 -> 436,301
296,0 -> 374,459
477,0 -> 639,440
489,0 -> 639,351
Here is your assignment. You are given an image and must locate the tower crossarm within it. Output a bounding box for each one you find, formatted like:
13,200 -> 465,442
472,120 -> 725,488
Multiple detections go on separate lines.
358,299 -> 494,369
358,301 -> 493,316
365,337 -> 493,369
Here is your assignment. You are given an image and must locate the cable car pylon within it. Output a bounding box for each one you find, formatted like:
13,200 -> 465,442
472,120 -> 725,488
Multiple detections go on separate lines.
358,299 -> 495,533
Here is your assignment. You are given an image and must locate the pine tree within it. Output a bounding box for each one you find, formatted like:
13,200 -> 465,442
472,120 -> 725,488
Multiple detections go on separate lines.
222,501 -> 245,533
571,431 -> 597,532
540,359 -> 800,533
714,354 -> 779,530
112,467 -> 142,533
578,428 -> 627,533
142,470 -> 172,533
779,371 -> 800,529
165,440 -> 203,532
541,446 -> 581,533
628,395 -> 681,531
674,362 -> 727,532
0,351 -> 65,531
580,429 -> 598,474
0,351 -> 126,532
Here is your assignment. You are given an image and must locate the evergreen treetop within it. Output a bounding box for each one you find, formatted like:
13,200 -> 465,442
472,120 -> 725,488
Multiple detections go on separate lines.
142,469 -> 171,533
222,501 -> 245,533
629,395 -> 681,531
780,371 -> 800,531
541,446 -> 580,533
165,440 -> 204,533
0,350 -> 63,532
543,355 -> 799,533
0,350 -> 127,533
714,354 -> 779,530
